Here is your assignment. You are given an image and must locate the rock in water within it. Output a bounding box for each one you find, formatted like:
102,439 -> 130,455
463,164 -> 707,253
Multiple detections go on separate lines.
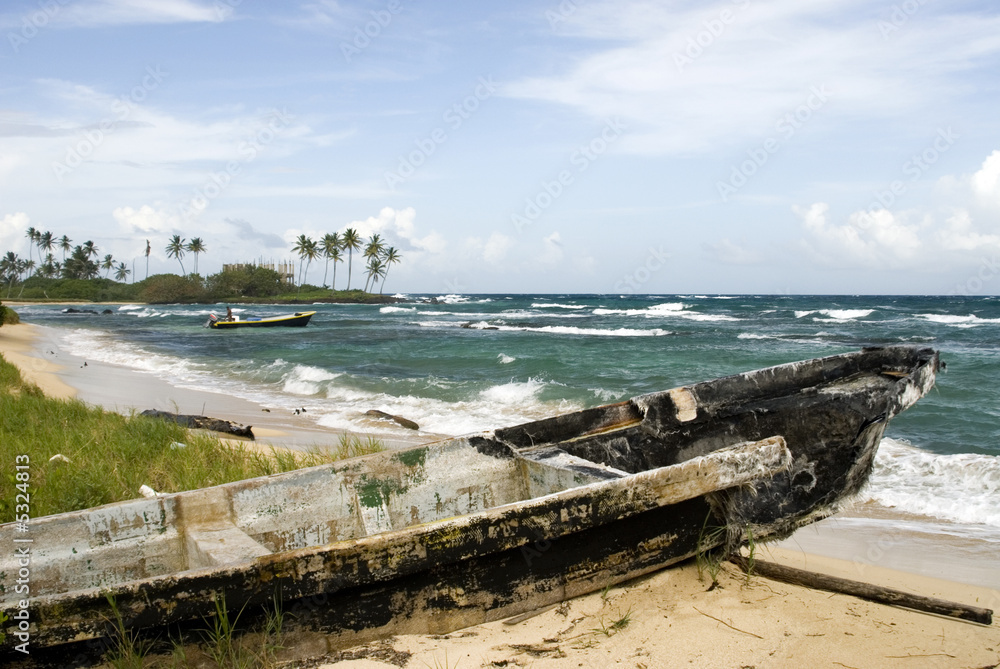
365,409 -> 420,431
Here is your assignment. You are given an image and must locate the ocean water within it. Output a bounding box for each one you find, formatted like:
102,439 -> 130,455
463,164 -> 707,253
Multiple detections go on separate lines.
15,294 -> 1000,542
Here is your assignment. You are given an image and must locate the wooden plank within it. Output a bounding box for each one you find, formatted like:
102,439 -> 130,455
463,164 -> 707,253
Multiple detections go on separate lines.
730,556 -> 992,625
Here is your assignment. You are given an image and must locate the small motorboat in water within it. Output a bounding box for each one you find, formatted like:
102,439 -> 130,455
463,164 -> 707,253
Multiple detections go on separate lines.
206,310 -> 315,329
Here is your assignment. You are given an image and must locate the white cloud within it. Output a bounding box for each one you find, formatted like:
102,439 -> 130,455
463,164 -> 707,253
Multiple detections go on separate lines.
56,0 -> 226,27
797,202 -> 1000,273
0,213 -> 31,257
971,150 -> 1000,207
797,202 -> 924,268
113,205 -> 176,233
482,232 -> 514,264
341,207 -> 446,255
935,210 -> 1000,252
507,1 -> 1000,154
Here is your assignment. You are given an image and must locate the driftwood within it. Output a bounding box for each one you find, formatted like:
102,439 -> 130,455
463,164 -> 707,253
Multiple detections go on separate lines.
140,409 -> 254,440
730,556 -> 992,625
365,409 -> 420,430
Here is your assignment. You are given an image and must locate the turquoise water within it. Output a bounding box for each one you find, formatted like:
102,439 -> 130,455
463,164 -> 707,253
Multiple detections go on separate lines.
15,294 -> 1000,532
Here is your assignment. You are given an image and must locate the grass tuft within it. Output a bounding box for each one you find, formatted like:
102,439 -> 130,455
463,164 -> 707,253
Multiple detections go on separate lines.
103,593 -> 151,669
592,607 -> 632,637
695,512 -> 727,589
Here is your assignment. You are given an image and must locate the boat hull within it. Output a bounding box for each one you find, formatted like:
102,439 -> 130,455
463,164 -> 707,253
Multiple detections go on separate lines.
0,346 -> 939,656
209,311 -> 315,329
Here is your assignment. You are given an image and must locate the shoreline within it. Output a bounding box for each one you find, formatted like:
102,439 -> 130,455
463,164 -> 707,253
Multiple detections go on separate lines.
0,321 -> 434,451
2,318 -> 998,665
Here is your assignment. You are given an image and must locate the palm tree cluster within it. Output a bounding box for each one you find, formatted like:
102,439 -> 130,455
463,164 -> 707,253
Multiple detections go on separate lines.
164,236 -> 207,276
292,228 -> 402,294
1,228 -> 133,296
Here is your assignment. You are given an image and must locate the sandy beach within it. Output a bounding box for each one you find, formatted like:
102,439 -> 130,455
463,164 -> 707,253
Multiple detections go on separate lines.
0,320 -> 431,451
1,318 -> 998,667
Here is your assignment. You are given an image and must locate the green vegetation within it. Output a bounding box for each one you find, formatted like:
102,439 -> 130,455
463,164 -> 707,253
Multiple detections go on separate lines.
0,302 -> 17,326
695,513 -> 727,589
0,354 -> 383,523
592,607 -> 632,637
1,273 -> 401,305
103,593 -> 151,669
103,590 -> 288,669
3,226 -> 405,304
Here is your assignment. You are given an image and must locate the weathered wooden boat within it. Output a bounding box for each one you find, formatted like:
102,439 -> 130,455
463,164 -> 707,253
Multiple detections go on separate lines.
0,346 -> 938,656
207,310 -> 315,329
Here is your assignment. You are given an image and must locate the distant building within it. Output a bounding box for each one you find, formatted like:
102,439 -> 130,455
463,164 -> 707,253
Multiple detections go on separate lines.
223,259 -> 295,284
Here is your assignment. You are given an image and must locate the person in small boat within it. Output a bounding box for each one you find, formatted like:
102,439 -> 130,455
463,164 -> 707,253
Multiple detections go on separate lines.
225,307 -> 234,321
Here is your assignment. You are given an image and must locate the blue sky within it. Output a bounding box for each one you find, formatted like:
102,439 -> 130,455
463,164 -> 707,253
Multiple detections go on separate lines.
2,0 -> 999,295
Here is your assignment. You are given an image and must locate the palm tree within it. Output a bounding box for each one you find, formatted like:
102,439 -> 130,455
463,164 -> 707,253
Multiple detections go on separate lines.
364,257 -> 386,294
113,261 -> 131,282
17,260 -> 35,297
62,246 -> 99,280
379,247 -> 402,294
340,228 -> 362,290
59,235 -> 72,262
1,252 -> 21,297
291,235 -> 313,285
320,233 -> 341,288
185,237 -> 206,275
37,231 -> 54,265
101,254 -> 115,278
300,239 -> 321,288
81,240 -> 98,261
165,235 -> 186,275
24,227 -> 38,266
328,247 -> 343,293
361,234 -> 386,293
40,253 -> 57,279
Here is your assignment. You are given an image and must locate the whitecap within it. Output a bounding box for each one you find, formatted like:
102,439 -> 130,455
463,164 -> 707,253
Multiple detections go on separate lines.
865,438 -> 1000,528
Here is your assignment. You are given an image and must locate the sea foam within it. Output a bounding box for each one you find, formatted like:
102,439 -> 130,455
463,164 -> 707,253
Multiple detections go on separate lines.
866,438 -> 1000,528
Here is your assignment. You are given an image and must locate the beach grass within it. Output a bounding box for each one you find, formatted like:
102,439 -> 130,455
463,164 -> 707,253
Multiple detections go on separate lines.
0,354 -> 382,523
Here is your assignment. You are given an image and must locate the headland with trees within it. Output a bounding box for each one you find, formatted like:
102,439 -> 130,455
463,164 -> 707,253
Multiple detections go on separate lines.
0,226 -> 403,304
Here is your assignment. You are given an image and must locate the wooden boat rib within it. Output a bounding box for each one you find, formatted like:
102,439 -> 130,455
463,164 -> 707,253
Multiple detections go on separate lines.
0,346 -> 939,654
207,310 -> 315,329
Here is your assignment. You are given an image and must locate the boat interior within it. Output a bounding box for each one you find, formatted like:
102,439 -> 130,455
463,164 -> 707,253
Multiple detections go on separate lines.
0,436 -> 634,600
